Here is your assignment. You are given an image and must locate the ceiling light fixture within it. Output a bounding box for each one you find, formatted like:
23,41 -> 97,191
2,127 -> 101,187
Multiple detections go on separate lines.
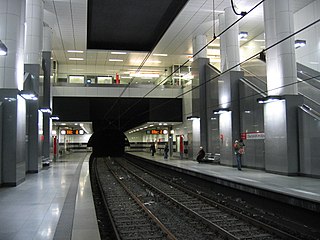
109,59 -> 123,62
67,50 -> 84,53
147,60 -> 162,64
187,116 -> 200,120
257,96 -> 284,104
153,53 -> 168,57
239,31 -> 248,39
69,57 -> 84,61
295,40 -> 306,49
213,108 -> 231,114
130,73 -> 159,78
19,91 -> 38,100
111,51 -> 127,55
39,108 -> 52,114
0,40 -> 8,56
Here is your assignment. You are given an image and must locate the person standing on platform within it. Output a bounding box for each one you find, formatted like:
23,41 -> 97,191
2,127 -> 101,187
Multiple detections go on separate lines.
234,139 -> 245,170
164,143 -> 169,160
150,142 -> 156,156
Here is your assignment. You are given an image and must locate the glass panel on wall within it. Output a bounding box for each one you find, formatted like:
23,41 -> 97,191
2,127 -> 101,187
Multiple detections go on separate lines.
97,76 -> 113,84
69,75 -> 85,83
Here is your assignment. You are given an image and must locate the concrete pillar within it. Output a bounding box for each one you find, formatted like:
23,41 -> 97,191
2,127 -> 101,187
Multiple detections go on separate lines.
224,7 -> 240,71
24,0 -> 43,172
263,0 -> 300,175
0,0 -> 27,186
42,24 -> 52,161
264,0 -> 297,95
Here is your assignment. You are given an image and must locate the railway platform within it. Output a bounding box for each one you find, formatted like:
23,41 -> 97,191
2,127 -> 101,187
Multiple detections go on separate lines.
0,152 -> 100,240
126,151 -> 320,212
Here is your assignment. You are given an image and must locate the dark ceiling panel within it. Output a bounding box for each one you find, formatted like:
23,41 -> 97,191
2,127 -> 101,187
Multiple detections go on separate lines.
87,0 -> 189,51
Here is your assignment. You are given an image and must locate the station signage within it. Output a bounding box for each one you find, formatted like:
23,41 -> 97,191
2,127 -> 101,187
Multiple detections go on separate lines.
60,129 -> 84,135
146,129 -> 168,135
241,132 -> 265,140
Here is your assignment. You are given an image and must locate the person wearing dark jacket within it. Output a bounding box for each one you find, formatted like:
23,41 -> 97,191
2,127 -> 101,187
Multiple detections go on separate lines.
164,143 -> 169,159
150,142 -> 156,156
196,146 -> 205,163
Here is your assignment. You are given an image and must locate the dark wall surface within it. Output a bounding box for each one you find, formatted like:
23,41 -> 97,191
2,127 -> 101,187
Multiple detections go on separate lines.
53,97 -> 182,132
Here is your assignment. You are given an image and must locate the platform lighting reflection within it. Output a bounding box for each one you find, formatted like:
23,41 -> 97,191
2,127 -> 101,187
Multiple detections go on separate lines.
213,108 -> 231,115
187,116 -> 200,120
257,96 -> 284,104
51,116 -> 60,120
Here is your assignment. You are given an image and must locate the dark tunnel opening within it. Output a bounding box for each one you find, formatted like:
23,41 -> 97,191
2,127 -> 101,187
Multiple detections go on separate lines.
88,128 -> 128,157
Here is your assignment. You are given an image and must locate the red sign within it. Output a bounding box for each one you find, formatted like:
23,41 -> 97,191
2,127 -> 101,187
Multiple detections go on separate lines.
241,132 -> 247,140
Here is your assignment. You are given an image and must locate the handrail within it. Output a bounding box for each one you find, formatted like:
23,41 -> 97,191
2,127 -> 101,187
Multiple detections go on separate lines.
240,67 -> 267,84
239,77 -> 267,97
300,104 -> 320,121
207,63 -> 221,74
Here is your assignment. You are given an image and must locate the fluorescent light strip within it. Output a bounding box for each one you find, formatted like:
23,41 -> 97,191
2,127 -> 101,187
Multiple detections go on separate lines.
147,60 -> 161,63
69,57 -> 84,61
67,50 -> 84,53
153,53 -> 167,57
109,59 -> 123,62
111,51 -> 127,55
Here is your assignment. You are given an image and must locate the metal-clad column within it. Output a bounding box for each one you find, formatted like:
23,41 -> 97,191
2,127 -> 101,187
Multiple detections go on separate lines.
191,35 -> 209,156
224,7 -> 240,71
42,23 -> 52,162
263,0 -> 300,175
0,0 -> 27,186
217,7 -> 243,166
218,12 -> 227,72
264,0 -> 297,95
24,0 -> 44,172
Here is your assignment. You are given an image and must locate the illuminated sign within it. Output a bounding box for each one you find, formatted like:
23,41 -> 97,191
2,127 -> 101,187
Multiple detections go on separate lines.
146,129 -> 168,135
60,129 -> 84,135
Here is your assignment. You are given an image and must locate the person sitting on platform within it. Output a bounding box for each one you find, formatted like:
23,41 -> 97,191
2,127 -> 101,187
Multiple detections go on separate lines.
196,146 -> 205,163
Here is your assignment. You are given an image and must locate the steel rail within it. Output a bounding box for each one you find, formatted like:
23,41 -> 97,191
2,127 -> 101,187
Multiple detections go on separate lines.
122,158 -> 302,240
116,159 -> 239,240
104,159 -> 177,240
92,157 -> 121,240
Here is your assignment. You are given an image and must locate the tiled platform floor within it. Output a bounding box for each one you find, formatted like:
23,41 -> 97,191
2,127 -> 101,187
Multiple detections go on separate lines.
0,152 -> 100,240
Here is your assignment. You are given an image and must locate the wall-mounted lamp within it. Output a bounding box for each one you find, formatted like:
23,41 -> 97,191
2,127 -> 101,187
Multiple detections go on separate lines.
239,31 -> 248,39
39,107 -> 52,114
257,95 -> 284,104
187,116 -> 200,121
51,116 -> 60,120
19,90 -> 38,100
0,40 -> 8,56
213,108 -> 231,114
295,39 -> 306,49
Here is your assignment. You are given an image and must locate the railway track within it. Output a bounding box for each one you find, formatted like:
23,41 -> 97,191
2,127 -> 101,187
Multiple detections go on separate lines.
113,157 -> 303,240
94,157 -> 304,239
93,157 -> 175,240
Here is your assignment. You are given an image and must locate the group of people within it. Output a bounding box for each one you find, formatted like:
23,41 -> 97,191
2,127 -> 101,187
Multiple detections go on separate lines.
196,139 -> 245,170
150,142 -> 169,159
151,138 -> 245,170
